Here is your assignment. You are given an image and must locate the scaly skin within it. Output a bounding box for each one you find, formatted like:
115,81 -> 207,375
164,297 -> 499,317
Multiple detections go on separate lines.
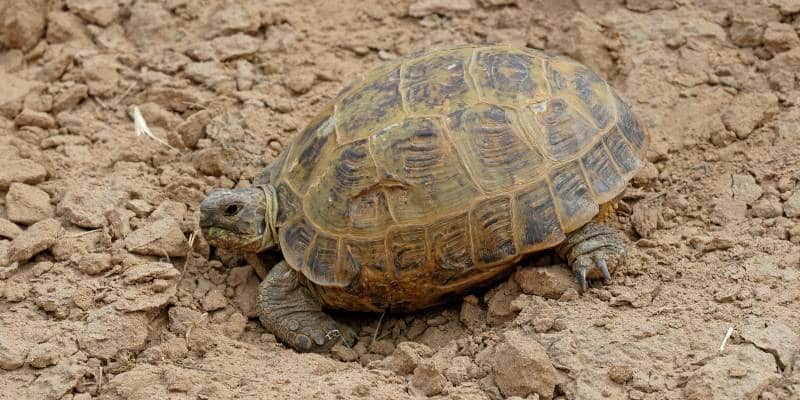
556,221 -> 627,292
256,261 -> 356,352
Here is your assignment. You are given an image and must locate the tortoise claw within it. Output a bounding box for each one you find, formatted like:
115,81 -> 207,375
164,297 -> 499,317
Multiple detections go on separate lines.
576,267 -> 588,293
595,256 -> 612,283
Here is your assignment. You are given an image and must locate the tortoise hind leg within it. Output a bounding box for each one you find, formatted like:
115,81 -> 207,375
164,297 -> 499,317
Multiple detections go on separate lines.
556,222 -> 627,293
257,261 -> 356,352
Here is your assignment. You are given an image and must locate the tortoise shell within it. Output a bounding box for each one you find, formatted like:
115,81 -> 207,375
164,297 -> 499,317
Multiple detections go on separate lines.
268,44 -> 650,312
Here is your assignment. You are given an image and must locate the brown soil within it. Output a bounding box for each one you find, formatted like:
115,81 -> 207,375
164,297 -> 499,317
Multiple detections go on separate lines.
1,0 -> 799,399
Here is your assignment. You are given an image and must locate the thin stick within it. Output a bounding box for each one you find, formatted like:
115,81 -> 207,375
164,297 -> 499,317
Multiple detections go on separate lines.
719,326 -> 733,353
372,311 -> 386,343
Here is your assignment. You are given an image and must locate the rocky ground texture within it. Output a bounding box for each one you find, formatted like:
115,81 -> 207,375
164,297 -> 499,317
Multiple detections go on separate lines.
1,0 -> 800,399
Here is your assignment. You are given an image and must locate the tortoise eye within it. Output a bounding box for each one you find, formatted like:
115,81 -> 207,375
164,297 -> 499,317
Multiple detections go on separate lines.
224,204 -> 241,216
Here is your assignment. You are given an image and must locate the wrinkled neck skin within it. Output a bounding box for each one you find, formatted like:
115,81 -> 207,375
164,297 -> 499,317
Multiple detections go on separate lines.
258,184 -> 279,253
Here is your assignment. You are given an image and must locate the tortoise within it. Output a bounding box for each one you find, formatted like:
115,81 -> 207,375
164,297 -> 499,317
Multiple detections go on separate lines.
199,44 -> 650,352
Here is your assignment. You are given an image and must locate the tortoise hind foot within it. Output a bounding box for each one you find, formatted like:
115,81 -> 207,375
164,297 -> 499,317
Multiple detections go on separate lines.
556,222 -> 627,293
256,261 -> 356,352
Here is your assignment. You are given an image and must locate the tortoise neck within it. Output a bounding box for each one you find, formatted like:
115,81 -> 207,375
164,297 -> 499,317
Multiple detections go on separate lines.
258,184 -> 279,252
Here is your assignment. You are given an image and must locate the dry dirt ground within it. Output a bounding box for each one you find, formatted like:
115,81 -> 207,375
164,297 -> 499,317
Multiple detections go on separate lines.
1,0 -> 799,399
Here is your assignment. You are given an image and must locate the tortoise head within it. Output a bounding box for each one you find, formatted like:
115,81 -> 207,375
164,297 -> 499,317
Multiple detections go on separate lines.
199,185 -> 278,252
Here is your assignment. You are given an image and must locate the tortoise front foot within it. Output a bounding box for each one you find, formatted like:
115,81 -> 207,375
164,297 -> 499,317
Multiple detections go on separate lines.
557,222 -> 627,293
256,261 -> 356,352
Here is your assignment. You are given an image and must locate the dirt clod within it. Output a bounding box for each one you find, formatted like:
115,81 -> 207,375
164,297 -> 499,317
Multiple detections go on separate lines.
492,330 -> 557,399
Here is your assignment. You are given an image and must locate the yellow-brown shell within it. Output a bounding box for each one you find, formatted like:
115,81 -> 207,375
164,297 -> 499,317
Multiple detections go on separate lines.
269,44 -> 650,311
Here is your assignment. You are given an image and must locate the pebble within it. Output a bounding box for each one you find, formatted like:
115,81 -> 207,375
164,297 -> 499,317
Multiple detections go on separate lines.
492,330 -> 557,398
411,360 -> 447,397
58,187 -> 128,228
79,307 -> 148,359
124,217 -> 189,257
0,0 -> 46,51
201,289 -> 227,311
731,174 -> 762,204
14,109 -> 56,129
76,252 -> 112,275
285,71 -> 316,95
67,0 -> 120,26
763,22 -> 799,54
331,344 -> 358,362
9,218 -> 61,263
750,197 -> 783,219
0,218 -> 23,240
122,262 -> 180,284
720,92 -> 778,140
513,265 -> 578,299
0,159 -> 47,190
609,365 -> 635,384
783,192 -> 800,217
369,339 -> 395,356
211,33 -> 261,61
5,183 -> 53,225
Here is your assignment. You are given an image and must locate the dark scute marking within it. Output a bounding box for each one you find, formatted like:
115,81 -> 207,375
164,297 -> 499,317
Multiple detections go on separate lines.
470,196 -> 517,264
614,93 -> 647,151
448,105 -> 544,191
344,238 -> 386,273
286,115 -> 333,191
275,182 -> 302,226
581,141 -> 625,199
514,181 -> 565,249
280,218 -> 313,270
590,103 -> 612,129
539,98 -> 596,160
388,225 -> 428,274
477,51 -> 535,94
349,190 -> 392,231
550,161 -> 597,224
427,213 -> 472,271
304,234 -> 339,284
548,64 -> 567,90
604,127 -> 642,175
404,54 -> 472,113
338,66 -> 403,141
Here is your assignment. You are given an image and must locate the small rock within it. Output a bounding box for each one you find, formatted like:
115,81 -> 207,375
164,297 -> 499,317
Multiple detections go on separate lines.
0,332 -> 27,370
763,22 -> 799,53
201,289 -> 227,311
58,187 -> 128,228
105,208 -> 133,240
444,356 -> 476,385
492,330 -> 557,398
609,365 -> 635,384
783,192 -> 800,217
0,0 -> 47,50
127,199 -> 153,217
45,11 -> 89,44
0,159 -> 47,190
123,262 -> 180,284
77,252 -> 112,275
332,344 -> 358,362
0,218 -> 23,239
408,0 -> 476,17
223,312 -> 247,339
211,33 -> 261,61
208,4 -> 260,36
14,109 -> 55,129
25,358 -> 89,400
750,197 -> 783,219
285,71 -> 316,95
67,0 -> 120,26
486,280 -> 521,325
369,339 -> 395,356
177,109 -> 211,148
124,217 -> 189,257
79,307 -> 148,359
406,319 -> 427,339
514,265 -> 579,299
426,315 -> 448,327
370,341 -> 433,375
9,218 -> 61,263
721,92 -> 778,140
411,360 -> 447,397
5,183 -> 53,225
459,297 -> 486,330
732,174 -> 762,204
771,0 -> 800,14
